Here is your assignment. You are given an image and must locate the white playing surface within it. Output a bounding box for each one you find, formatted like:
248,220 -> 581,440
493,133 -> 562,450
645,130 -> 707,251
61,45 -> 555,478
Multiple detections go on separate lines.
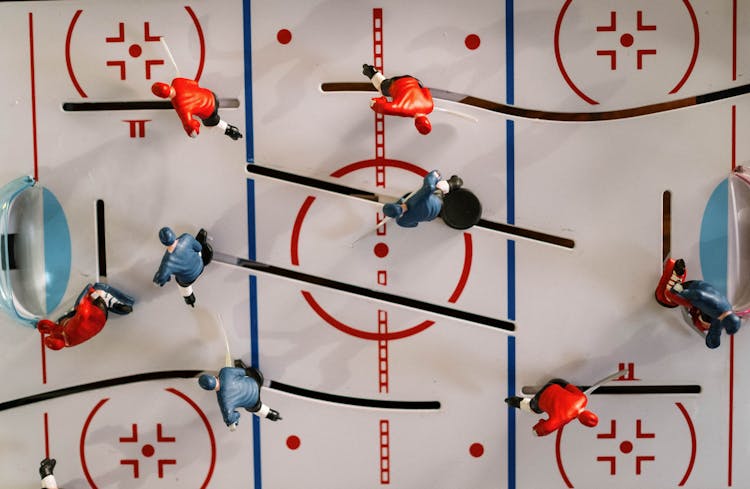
0,1 -> 748,488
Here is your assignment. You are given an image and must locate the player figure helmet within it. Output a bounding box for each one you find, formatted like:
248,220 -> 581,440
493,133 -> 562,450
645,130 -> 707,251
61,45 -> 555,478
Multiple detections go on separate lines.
577,410 -> 599,427
151,82 -> 173,99
198,374 -> 218,391
414,115 -> 432,135
159,227 -> 177,246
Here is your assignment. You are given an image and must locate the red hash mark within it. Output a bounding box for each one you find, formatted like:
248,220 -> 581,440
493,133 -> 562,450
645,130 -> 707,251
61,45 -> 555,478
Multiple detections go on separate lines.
118,423 -> 178,479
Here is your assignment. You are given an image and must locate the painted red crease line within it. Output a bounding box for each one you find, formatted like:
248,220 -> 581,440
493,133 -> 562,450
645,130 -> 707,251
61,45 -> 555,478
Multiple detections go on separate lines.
65,10 -> 86,98
554,0 -> 598,105
301,291 -> 434,341
669,0 -> 699,94
185,6 -> 205,82
447,233 -> 473,303
555,426 -> 574,488
330,159 -> 428,179
165,388 -> 216,489
676,402 -> 696,486
291,196 -> 315,266
29,12 -> 39,181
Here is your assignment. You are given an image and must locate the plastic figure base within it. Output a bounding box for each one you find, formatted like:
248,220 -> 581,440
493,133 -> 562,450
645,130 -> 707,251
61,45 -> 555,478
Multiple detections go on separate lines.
654,258 -> 685,308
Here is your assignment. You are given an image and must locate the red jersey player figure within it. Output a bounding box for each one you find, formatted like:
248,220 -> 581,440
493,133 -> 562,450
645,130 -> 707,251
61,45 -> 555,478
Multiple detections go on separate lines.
151,78 -> 243,140
505,378 -> 599,436
36,283 -> 134,350
655,258 -> 740,348
362,64 -> 434,135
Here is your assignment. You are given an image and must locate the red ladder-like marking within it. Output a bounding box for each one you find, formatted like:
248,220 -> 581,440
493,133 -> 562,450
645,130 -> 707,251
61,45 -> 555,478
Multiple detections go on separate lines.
378,310 -> 389,393
373,8 -> 386,187
380,419 -> 390,484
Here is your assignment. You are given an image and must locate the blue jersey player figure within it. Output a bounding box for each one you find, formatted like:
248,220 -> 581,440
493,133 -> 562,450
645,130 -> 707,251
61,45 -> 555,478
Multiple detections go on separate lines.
655,258 -> 741,348
199,360 -> 281,430
153,227 -> 213,307
382,170 -> 463,228
39,457 -> 59,489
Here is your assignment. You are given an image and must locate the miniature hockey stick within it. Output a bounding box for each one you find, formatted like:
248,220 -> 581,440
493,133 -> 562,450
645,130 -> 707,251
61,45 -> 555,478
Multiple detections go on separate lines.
433,105 -> 478,122
583,368 -> 628,396
215,313 -> 233,368
160,37 -> 181,76
350,190 -> 417,246
521,368 -> 627,396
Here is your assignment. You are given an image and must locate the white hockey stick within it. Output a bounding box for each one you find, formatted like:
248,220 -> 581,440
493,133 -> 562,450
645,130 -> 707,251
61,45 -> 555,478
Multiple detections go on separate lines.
521,368 -> 627,396
350,190 -> 417,246
215,313 -> 232,368
160,37 -> 181,76
583,368 -> 628,396
434,105 -> 478,123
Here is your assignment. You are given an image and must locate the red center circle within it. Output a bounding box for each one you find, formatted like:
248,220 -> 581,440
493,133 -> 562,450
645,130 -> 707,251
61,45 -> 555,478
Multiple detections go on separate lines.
620,33 -> 634,47
286,435 -> 301,450
277,29 -> 292,45
373,242 -> 389,258
129,44 -> 143,58
141,444 -> 155,457
465,34 -> 481,50
619,440 -> 634,454
469,443 -> 484,458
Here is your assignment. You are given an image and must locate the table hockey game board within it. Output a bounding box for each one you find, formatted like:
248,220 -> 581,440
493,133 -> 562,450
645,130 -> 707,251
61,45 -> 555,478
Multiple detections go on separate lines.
1,1 -> 749,488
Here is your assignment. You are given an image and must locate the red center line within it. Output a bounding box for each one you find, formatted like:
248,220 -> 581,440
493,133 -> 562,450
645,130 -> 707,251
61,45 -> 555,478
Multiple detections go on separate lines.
732,0 -> 737,81
40,333 -> 47,384
729,104 -> 736,486
28,12 -> 39,181
44,412 -> 50,459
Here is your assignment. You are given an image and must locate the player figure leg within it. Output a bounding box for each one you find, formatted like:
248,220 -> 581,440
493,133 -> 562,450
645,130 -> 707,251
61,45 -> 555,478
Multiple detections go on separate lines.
176,279 -> 196,307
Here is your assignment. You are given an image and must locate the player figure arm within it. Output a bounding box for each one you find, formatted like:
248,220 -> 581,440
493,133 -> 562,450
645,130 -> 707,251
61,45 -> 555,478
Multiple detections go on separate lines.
153,255 -> 173,286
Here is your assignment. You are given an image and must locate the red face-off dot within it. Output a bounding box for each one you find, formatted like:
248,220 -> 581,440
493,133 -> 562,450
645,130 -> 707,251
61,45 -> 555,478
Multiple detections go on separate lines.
619,440 -> 633,454
286,435 -> 301,450
620,33 -> 634,47
373,242 -> 389,258
277,29 -> 292,45
129,44 -> 143,57
469,443 -> 484,458
465,34 -> 481,50
141,444 -> 155,457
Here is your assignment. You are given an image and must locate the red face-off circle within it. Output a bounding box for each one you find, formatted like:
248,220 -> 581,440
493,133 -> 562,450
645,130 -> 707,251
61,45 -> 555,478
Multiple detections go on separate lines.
129,44 -> 142,57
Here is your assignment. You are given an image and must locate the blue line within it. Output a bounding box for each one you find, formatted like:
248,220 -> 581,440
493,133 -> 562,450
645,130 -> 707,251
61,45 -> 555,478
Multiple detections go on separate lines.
243,1 -> 260,487
247,179 -> 257,261
243,0 -> 254,163
506,121 -> 515,226
505,2 -> 516,489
